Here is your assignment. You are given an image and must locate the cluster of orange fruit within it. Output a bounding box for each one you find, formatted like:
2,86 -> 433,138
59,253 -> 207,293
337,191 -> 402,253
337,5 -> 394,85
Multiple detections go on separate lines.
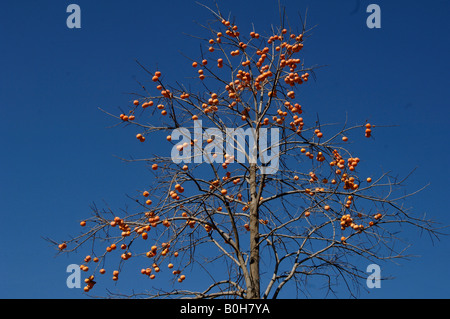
230,49 -> 240,56
299,147 -> 314,160
338,211 -> 385,243
226,71 -> 251,100
180,212 -> 197,229
288,112 -> 304,134
208,179 -> 223,191
119,112 -> 135,122
254,46 -> 269,69
109,216 -> 132,238
140,265 -> 157,280
116,20 -> 320,147
145,211 -> 167,228
140,262 -> 184,281
284,70 -> 309,86
330,149 -> 344,166
187,219 -> 197,229
152,71 -> 162,82
78,263 -> 90,272
221,18 -> 239,35
342,175 -> 359,191
272,108 -> 288,125
119,99 -> 140,121
180,92 -> 190,99
200,92 -> 220,114
365,123 -> 372,137
112,270 -> 120,281
142,100 -> 154,108
315,151 -> 326,162
83,275 -> 96,292
340,214 -> 364,231
136,133 -> 145,142
313,128 -> 323,139
151,242 -> 171,257
168,183 -> 185,201
344,195 -> 354,209
308,171 -> 319,183
121,251 -> 132,261
188,23 -> 309,113
346,157 -> 360,171
284,101 -> 302,114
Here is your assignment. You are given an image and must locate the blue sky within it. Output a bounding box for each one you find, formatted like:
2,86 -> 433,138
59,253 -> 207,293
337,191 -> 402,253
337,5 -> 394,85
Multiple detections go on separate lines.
1,0 -> 449,298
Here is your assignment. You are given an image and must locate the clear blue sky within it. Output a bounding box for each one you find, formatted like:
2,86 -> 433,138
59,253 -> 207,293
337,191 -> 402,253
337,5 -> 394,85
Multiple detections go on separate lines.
1,0 -> 449,298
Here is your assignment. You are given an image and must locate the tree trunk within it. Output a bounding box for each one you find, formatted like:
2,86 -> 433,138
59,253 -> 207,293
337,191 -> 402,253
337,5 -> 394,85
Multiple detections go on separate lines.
248,163 -> 260,298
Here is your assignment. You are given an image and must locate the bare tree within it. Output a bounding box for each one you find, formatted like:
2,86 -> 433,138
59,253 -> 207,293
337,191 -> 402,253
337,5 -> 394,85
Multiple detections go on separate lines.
50,3 -> 440,299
